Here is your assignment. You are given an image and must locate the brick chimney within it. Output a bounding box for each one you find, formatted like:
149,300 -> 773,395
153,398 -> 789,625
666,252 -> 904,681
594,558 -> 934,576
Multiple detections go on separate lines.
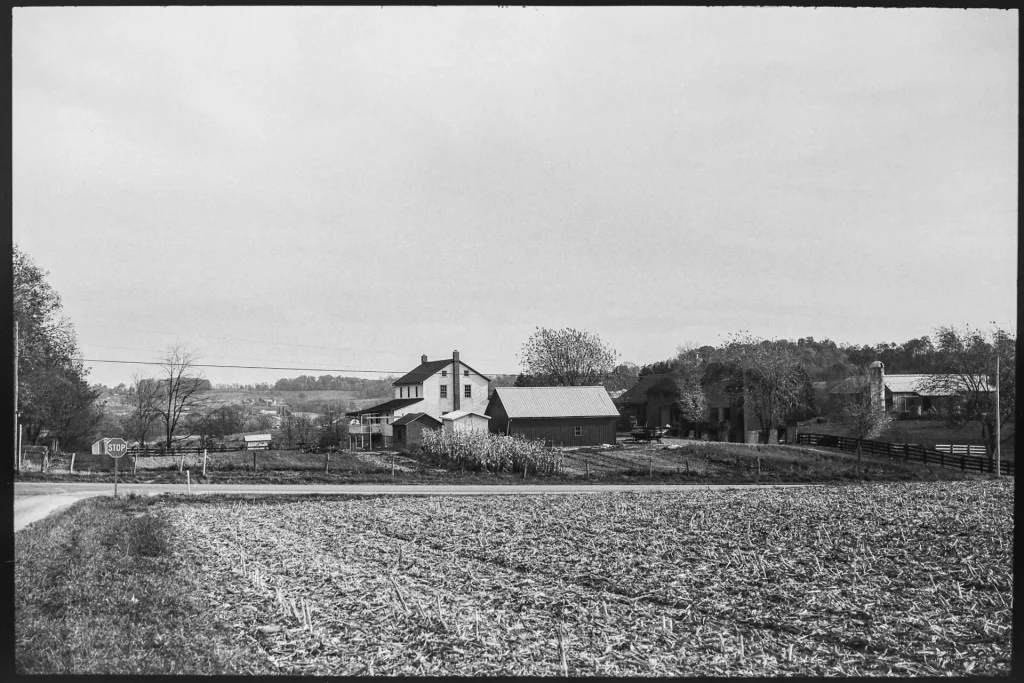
421,354 -> 428,365
452,350 -> 460,411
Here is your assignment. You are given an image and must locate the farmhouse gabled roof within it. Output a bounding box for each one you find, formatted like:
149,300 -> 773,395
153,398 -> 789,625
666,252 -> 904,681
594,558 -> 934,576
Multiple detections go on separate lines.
491,386 -> 620,419
393,359 -> 491,385
392,412 -> 442,428
347,397 -> 423,416
614,374 -> 676,405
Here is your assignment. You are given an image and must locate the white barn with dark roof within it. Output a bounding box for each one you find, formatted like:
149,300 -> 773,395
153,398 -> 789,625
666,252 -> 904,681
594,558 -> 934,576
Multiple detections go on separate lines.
485,386 -> 620,447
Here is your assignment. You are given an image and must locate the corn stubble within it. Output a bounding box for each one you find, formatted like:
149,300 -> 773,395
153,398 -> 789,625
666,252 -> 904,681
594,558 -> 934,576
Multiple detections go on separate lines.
160,480 -> 1012,676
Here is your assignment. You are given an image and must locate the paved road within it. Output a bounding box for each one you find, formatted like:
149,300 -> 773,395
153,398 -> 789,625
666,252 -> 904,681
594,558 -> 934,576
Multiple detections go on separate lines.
14,482 -> 817,533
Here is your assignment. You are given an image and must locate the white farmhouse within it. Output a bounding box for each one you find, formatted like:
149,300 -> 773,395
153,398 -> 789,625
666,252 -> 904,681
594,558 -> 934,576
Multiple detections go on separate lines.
347,351 -> 490,449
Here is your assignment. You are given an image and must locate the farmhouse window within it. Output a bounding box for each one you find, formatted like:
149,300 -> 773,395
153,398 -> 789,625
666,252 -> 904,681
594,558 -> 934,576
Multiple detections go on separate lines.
464,385 -> 471,398
574,426 -> 582,437
722,407 -> 731,420
464,370 -> 469,376
442,370 -> 447,377
440,385 -> 448,399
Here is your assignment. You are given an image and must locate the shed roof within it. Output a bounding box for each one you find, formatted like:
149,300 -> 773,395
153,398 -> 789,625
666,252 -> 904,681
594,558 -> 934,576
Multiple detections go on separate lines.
347,397 -> 424,416
490,386 -> 620,419
244,434 -> 272,442
392,412 -> 442,428
613,374 -> 675,405
441,410 -> 490,421
393,358 -> 491,386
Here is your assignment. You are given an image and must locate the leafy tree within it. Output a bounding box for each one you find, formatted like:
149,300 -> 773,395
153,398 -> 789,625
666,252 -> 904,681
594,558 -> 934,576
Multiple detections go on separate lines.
518,327 -> 618,386
716,334 -> 813,442
14,246 -> 97,449
602,362 -> 640,392
920,325 -> 1015,460
669,346 -> 709,425
834,370 -> 890,441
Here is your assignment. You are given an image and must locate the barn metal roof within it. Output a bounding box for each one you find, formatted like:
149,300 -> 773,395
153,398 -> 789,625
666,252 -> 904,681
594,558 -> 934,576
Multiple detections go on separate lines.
490,386 -> 620,419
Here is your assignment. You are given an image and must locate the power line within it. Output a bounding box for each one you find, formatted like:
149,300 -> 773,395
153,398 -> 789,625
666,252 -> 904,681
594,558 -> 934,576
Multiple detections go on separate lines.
76,322 -> 517,365
74,357 -> 521,376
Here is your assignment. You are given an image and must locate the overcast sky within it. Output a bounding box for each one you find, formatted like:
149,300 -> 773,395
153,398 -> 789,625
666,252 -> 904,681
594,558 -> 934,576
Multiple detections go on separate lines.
13,7 -> 1018,387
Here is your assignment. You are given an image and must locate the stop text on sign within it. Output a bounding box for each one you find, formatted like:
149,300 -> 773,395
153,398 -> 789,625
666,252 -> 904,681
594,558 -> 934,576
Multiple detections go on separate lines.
105,438 -> 128,458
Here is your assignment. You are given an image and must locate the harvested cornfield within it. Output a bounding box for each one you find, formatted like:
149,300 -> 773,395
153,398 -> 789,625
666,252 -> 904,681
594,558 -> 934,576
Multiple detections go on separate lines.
161,480 -> 1012,676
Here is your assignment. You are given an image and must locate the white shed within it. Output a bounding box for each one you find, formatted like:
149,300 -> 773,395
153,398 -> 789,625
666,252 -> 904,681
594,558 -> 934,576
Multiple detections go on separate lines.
91,438 -> 112,455
441,410 -> 491,433
243,434 -> 273,450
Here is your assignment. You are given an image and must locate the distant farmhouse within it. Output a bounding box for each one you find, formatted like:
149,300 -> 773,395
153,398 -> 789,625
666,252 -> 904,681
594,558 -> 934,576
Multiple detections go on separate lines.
829,361 -> 993,419
346,351 -> 490,449
485,386 -> 620,447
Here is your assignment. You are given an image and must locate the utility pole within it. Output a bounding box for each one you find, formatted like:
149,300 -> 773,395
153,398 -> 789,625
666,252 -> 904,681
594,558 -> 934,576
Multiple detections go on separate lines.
14,320 -> 19,474
995,354 -> 1000,478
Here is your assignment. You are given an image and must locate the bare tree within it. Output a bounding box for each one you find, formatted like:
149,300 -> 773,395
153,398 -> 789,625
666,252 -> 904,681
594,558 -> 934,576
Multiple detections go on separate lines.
153,346 -> 210,449
123,370 -> 162,452
519,327 -> 619,386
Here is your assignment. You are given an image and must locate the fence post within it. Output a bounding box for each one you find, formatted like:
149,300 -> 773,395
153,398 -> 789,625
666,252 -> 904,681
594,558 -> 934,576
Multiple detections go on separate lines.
391,453 -> 395,477
69,452 -> 75,474
203,449 -> 208,477
960,455 -> 965,471
187,469 -> 191,495
325,452 -> 330,474
253,451 -> 257,472
585,459 -> 589,477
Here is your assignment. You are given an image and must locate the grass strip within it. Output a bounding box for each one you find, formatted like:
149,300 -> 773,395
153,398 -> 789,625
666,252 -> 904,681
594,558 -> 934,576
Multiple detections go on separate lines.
14,495 -> 272,675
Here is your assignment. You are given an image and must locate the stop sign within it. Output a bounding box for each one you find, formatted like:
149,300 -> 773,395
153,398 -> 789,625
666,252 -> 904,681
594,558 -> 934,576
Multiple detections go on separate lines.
105,438 -> 128,459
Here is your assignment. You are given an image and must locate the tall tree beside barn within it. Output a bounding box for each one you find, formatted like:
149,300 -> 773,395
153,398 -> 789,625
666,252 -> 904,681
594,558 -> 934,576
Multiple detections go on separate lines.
13,245 -> 100,449
153,345 -> 210,449
518,327 -> 619,387
919,325 -> 1015,460
671,344 -> 710,424
716,334 -> 813,442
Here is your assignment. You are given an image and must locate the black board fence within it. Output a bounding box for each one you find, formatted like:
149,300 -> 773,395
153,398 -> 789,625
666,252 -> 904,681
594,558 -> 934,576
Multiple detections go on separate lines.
796,432 -> 1014,476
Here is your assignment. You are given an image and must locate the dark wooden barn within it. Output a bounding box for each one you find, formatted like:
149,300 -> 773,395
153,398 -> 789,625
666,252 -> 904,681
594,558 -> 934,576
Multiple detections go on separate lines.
485,386 -> 620,447
391,412 -> 442,450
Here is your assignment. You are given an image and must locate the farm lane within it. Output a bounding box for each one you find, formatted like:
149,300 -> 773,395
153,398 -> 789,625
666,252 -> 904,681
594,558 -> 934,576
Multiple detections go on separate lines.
14,482 -> 817,532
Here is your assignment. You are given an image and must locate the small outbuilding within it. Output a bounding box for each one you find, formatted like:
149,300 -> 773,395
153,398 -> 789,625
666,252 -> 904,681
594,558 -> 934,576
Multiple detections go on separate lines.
243,434 -> 273,450
441,410 -> 490,434
485,386 -> 620,447
91,438 -> 112,455
392,413 -> 443,450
